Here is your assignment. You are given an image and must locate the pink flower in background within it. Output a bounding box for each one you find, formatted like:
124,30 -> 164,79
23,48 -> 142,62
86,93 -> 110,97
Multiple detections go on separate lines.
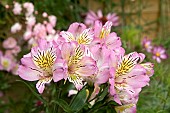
142,37 -> 153,52
24,30 -> 32,40
3,37 -> 17,49
152,46 -> 168,63
11,46 -> 21,55
0,55 -> 13,72
85,10 -> 119,26
33,23 -> 47,39
18,39 -> 60,93
48,15 -> 57,27
26,15 -> 36,28
109,52 -> 153,107
11,23 -> 22,33
46,23 -> 56,34
42,12 -> 48,18
13,2 -> 22,15
23,2 -> 34,17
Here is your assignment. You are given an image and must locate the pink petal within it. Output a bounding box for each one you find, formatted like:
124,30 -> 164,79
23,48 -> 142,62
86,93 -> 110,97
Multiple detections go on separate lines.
94,21 -> 103,37
160,54 -> 168,59
53,59 -> 67,82
156,57 -> 161,63
125,65 -> 150,88
36,77 -> 52,94
105,32 -> 121,50
97,10 -> 103,18
61,42 -> 75,61
67,22 -> 86,37
18,65 -> 40,81
76,56 -> 97,76
95,67 -> 110,84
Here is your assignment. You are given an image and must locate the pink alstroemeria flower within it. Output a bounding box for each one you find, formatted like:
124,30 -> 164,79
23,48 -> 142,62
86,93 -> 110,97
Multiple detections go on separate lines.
54,42 -> 97,90
85,46 -> 111,85
18,39 -> 60,93
85,10 -> 119,26
152,46 -> 168,63
60,23 -> 94,46
90,21 -> 122,51
109,52 -> 154,105
142,37 -> 153,53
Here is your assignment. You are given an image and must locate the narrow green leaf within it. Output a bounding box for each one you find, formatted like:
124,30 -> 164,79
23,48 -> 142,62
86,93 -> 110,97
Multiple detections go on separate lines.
70,87 -> 88,112
97,87 -> 108,102
51,99 -> 73,113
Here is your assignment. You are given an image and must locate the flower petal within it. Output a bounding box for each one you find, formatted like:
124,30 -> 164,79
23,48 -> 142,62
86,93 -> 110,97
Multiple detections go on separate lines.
18,65 -> 40,81
67,22 -> 86,37
77,28 -> 94,45
76,56 -> 97,76
60,31 -> 75,42
36,77 -> 52,94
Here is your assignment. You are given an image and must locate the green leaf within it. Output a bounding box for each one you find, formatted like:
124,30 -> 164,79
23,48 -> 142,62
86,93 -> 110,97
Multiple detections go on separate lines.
97,87 -> 108,102
51,99 -> 73,113
70,87 -> 89,112
16,80 -> 47,104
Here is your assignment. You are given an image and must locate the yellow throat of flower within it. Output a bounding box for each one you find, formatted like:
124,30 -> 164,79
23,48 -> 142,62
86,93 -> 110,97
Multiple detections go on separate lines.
156,52 -> 160,57
33,48 -> 56,74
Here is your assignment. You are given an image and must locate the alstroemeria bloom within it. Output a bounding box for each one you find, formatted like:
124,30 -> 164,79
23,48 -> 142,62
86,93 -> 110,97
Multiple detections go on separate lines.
54,42 -> 97,90
142,37 -> 153,52
60,23 -> 94,46
85,10 -> 119,26
85,46 -> 111,85
90,21 -> 122,52
109,52 -> 154,105
152,46 -> 168,63
18,39 -> 60,93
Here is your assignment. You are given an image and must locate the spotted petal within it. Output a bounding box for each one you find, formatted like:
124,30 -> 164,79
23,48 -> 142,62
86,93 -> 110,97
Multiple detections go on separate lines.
77,28 -> 94,45
36,76 -> 52,94
60,31 -> 75,42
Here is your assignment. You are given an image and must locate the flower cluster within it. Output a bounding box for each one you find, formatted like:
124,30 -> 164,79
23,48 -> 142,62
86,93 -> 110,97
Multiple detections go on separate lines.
142,37 -> 168,63
0,2 -> 57,76
18,20 -> 154,112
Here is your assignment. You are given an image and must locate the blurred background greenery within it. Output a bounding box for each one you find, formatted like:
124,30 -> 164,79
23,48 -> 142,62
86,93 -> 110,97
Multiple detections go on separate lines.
0,0 -> 170,113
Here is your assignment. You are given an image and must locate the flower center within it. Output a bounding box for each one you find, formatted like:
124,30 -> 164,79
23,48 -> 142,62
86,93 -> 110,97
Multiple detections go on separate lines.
2,60 -> 10,69
33,47 -> 56,74
99,16 -> 108,25
156,52 -> 160,57
144,43 -> 149,48
116,54 -> 139,77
